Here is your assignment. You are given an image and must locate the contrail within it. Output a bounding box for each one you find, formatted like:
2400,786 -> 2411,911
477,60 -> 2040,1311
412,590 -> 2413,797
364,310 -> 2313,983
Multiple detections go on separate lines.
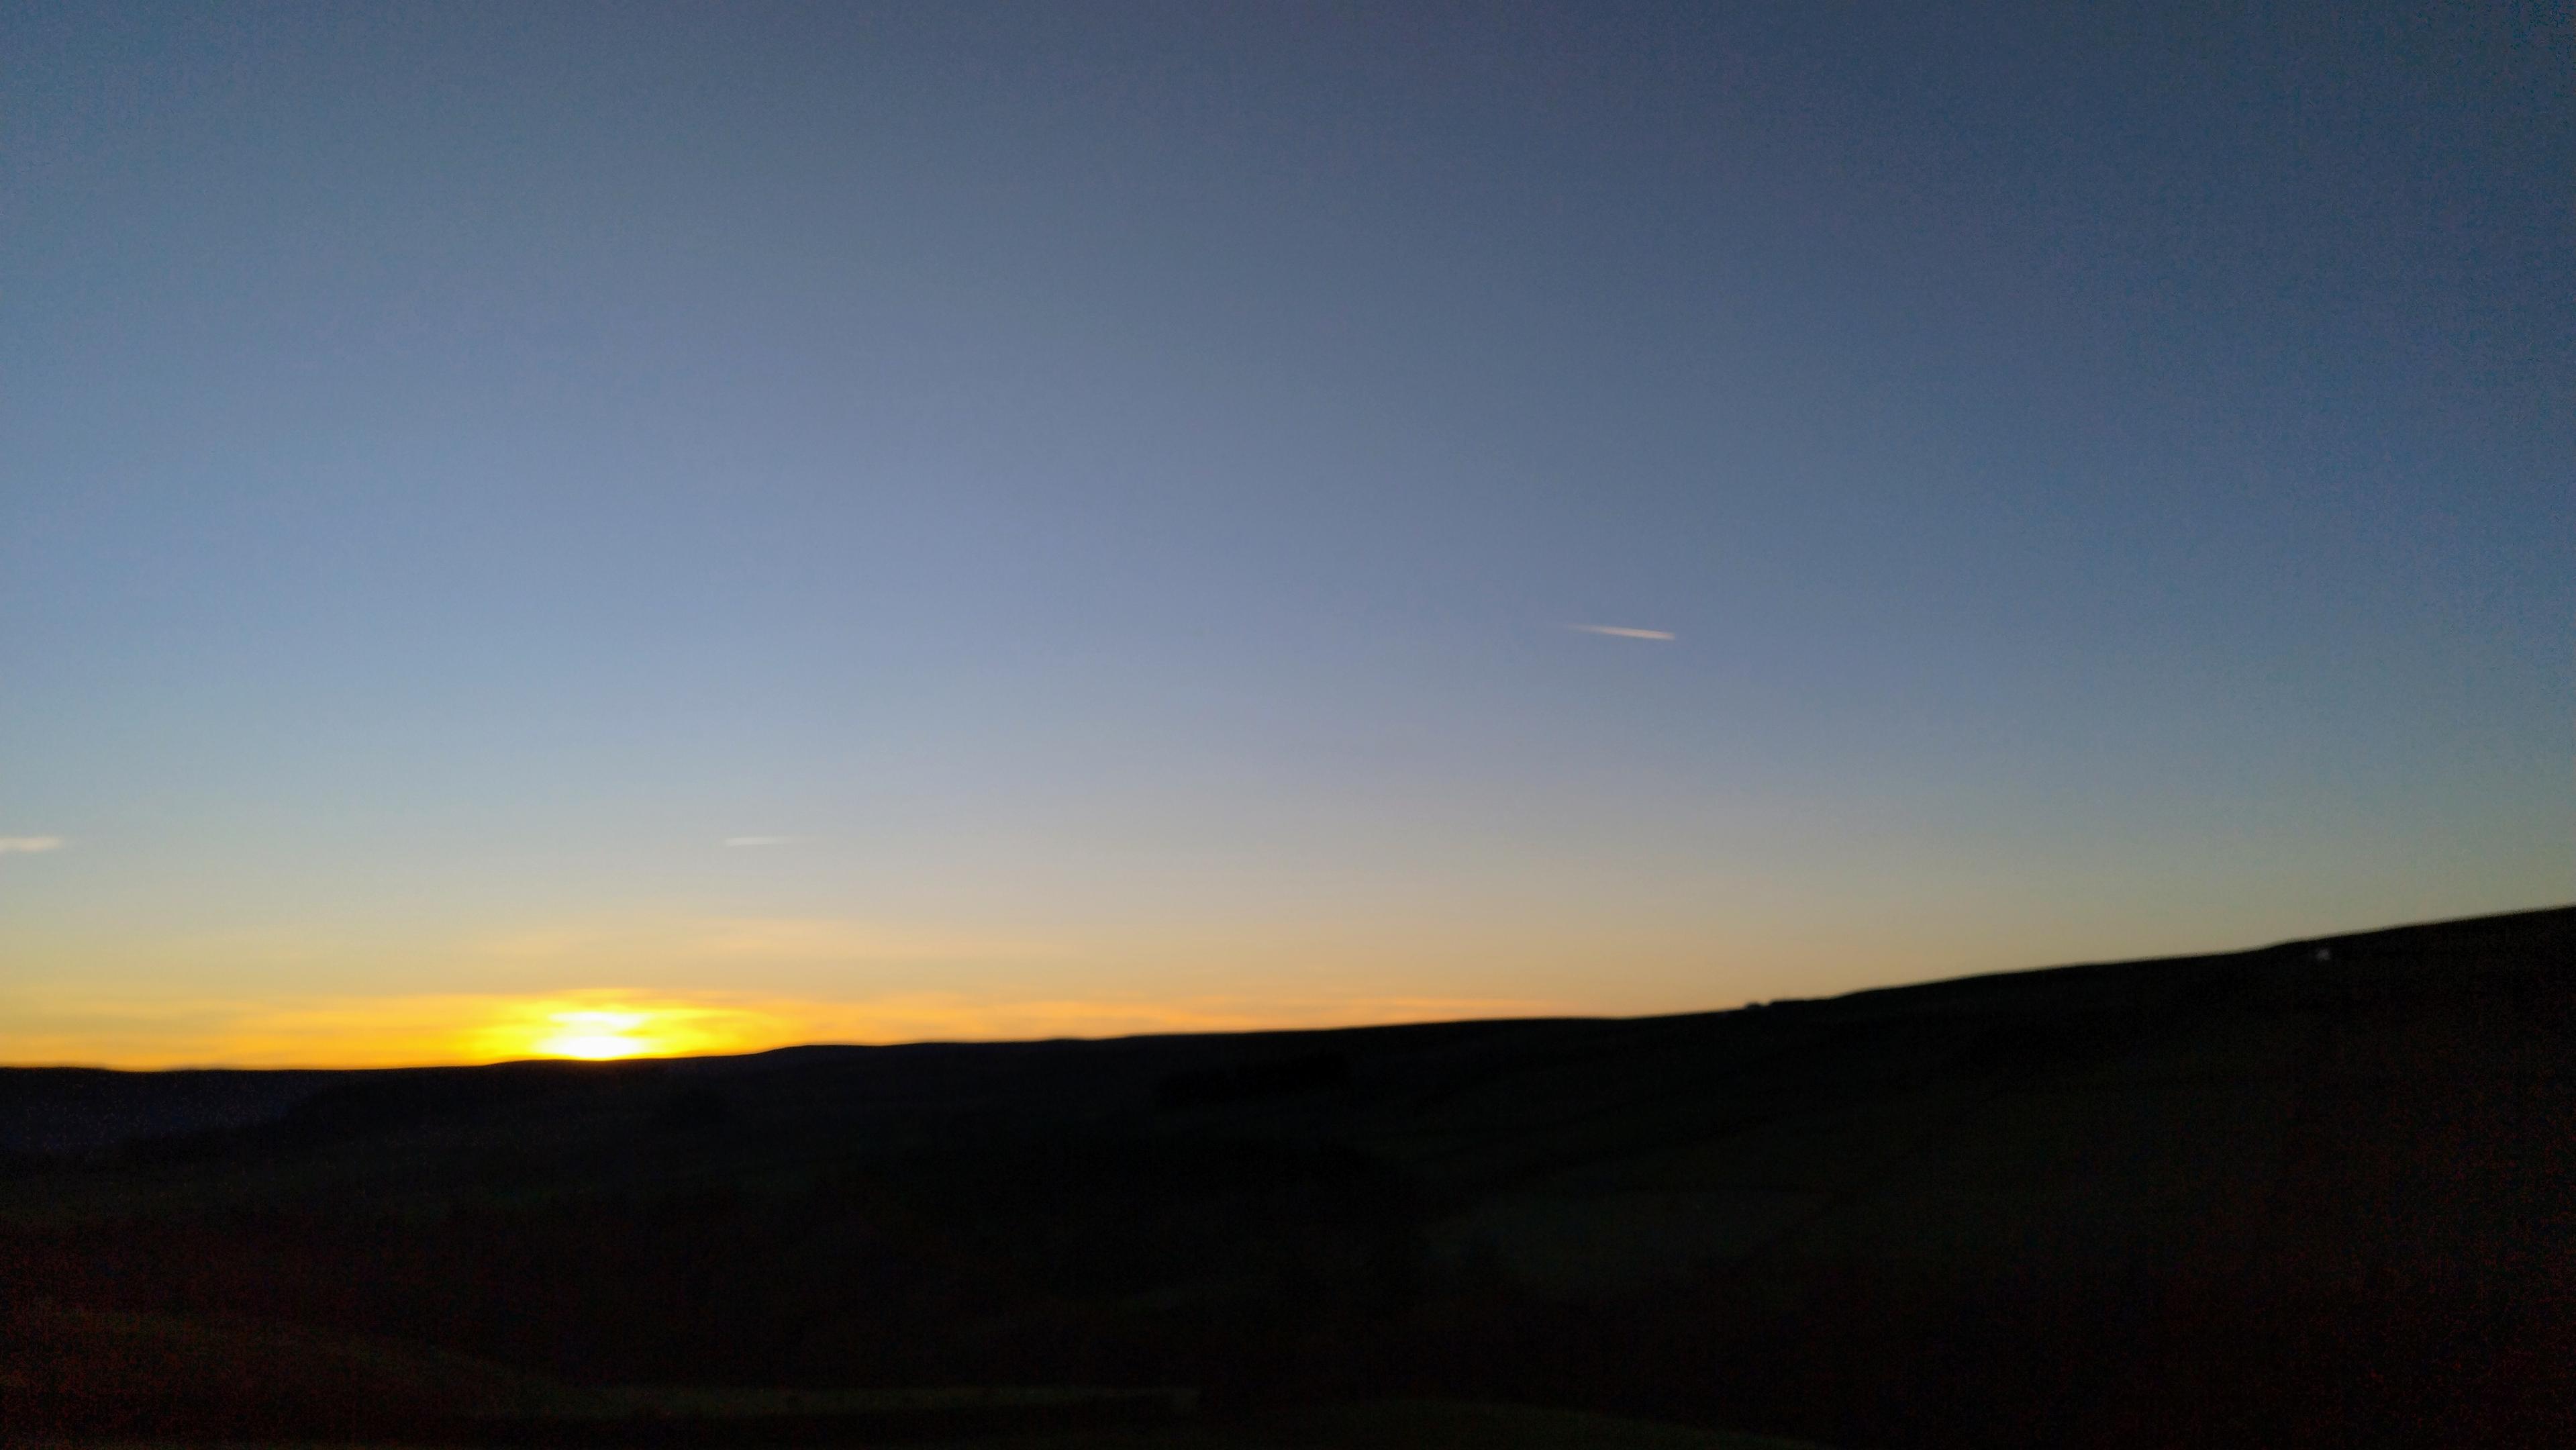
1564,624 -> 1676,641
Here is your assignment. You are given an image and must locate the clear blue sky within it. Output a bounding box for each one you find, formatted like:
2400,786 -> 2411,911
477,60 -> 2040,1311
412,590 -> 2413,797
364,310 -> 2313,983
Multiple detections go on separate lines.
4,2 -> 2567,1064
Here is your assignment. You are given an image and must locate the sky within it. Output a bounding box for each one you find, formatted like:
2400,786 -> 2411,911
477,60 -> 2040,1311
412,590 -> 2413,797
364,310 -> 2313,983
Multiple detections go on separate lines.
4,1 -> 2569,1067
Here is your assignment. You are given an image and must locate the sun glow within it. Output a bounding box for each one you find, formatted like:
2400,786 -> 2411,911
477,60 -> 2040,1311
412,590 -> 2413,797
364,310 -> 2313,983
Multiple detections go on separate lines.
533,1010 -> 655,1059
473,998 -> 780,1063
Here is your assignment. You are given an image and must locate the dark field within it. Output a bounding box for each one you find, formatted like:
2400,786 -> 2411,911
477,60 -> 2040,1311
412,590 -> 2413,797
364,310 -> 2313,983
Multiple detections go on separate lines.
4,907 -> 2569,1448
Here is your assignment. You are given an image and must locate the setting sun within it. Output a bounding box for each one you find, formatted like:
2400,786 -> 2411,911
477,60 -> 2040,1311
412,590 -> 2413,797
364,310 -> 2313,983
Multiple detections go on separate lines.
462,997 -> 779,1064
532,1010 -> 655,1060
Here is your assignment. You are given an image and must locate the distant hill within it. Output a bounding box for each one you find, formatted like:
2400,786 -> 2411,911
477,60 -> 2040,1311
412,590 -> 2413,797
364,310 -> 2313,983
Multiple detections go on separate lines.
0,1066 -> 344,1156
3,906 -> 2569,1448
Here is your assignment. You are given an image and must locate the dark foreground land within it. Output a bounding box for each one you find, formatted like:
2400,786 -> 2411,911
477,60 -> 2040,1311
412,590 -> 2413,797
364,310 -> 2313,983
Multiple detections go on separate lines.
3,907 -> 2570,1449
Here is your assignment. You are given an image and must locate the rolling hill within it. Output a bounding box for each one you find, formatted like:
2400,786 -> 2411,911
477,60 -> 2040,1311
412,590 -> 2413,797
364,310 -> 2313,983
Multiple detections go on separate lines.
4,906 -> 2569,1447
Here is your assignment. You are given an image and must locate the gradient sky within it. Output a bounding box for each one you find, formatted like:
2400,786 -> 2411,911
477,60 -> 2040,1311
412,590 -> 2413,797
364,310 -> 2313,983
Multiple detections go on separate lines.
5,2 -> 2569,1066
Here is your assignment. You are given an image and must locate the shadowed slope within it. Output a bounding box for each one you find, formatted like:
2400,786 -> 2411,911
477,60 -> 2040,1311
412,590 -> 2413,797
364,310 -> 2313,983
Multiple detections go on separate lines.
3,906 -> 2569,1447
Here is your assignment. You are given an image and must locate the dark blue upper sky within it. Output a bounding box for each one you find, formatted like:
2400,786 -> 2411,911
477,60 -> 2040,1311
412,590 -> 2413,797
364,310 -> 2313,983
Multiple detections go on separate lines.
3,2 -> 2567,1063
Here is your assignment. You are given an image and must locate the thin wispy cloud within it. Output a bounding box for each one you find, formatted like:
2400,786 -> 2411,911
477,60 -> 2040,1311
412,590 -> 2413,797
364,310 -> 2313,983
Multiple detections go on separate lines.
721,836 -> 799,848
0,836 -> 65,853
1564,624 -> 1676,641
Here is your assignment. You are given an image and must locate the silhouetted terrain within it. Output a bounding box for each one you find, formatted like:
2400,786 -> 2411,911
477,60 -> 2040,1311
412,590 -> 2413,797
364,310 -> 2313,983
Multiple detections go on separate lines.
5,907 -> 2571,1448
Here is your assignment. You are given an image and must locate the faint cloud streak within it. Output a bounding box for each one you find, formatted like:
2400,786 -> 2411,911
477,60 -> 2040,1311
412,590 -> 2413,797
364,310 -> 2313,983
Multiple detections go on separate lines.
0,836 -> 65,853
1564,624 -> 1675,641
721,835 -> 799,847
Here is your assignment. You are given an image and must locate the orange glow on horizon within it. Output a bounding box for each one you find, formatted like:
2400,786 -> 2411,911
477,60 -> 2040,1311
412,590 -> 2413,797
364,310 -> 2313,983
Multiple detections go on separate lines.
528,1010 -> 655,1059
0,985 -> 1572,1069
469,998 -> 779,1063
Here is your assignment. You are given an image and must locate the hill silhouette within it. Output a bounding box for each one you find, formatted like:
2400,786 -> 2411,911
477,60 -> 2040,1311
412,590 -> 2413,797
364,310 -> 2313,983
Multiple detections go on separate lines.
3,906 -> 2569,1447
